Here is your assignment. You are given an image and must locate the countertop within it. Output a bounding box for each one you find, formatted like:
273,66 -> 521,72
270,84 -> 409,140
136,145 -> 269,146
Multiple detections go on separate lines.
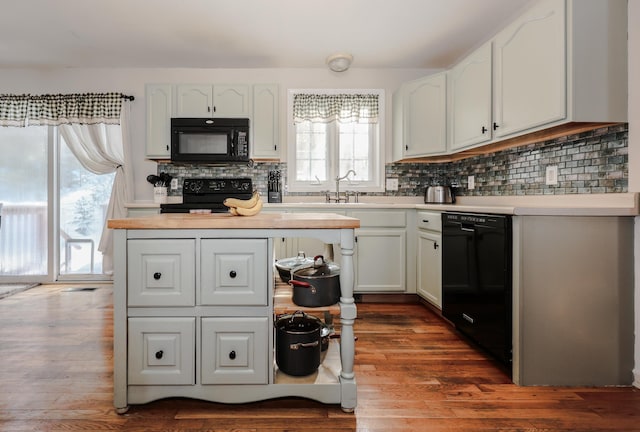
125,193 -> 640,217
107,212 -> 360,230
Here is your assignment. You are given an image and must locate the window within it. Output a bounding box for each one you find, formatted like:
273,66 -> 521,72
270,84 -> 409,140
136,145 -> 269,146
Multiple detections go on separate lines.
0,127 -> 114,281
287,90 -> 384,192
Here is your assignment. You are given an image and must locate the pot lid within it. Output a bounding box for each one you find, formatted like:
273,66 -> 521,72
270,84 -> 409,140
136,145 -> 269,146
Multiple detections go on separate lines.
275,251 -> 314,271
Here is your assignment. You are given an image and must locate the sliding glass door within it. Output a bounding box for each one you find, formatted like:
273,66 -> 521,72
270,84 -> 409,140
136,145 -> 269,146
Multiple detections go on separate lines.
0,127 -> 113,282
0,126 -> 49,281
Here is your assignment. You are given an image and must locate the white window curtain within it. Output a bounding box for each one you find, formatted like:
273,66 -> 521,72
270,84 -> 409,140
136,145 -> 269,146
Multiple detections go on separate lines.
59,104 -> 133,274
0,92 -> 133,274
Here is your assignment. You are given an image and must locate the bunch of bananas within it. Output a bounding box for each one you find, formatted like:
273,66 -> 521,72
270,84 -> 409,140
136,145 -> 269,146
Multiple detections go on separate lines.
223,191 -> 263,216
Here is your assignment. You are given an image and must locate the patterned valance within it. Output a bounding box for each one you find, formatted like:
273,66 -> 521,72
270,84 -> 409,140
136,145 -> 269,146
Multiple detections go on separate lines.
293,93 -> 379,124
0,93 -> 125,127
0,95 -> 29,127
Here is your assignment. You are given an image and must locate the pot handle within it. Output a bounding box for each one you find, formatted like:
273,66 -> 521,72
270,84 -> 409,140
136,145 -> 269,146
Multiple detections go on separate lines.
289,340 -> 320,350
289,280 -> 311,287
289,279 -> 316,293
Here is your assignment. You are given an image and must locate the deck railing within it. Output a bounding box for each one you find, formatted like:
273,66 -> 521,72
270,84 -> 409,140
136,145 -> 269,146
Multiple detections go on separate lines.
0,203 -> 47,275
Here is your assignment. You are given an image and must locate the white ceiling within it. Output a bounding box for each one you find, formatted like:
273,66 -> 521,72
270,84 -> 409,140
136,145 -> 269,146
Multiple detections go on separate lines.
0,0 -> 534,70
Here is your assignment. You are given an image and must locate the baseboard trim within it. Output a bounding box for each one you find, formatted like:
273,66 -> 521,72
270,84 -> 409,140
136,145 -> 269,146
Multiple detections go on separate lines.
354,293 -> 419,304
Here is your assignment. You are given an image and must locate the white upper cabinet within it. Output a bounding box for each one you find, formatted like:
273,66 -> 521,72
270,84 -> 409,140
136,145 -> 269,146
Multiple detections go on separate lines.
449,42 -> 493,151
492,0 -> 566,139
146,83 -> 280,160
394,72 -> 447,160
145,84 -> 173,158
176,84 -> 250,118
251,84 -> 279,159
395,0 -> 627,161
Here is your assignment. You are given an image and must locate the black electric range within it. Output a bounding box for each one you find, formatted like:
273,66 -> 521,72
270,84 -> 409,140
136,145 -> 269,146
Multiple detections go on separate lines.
160,178 -> 253,213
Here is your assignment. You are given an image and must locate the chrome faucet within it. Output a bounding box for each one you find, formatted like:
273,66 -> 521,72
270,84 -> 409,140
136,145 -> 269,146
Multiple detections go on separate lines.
326,170 -> 357,203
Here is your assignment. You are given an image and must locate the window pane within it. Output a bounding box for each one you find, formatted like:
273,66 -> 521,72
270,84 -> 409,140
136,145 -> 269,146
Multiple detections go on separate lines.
0,127 -> 48,276
59,135 -> 114,275
339,122 -> 370,181
295,122 -> 328,181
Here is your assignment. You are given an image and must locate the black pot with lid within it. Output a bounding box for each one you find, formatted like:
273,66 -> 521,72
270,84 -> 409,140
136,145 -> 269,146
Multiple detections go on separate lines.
274,311 -> 323,376
289,255 -> 340,307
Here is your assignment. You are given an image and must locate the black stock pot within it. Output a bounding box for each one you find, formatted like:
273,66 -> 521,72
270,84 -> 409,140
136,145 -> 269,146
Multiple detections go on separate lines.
274,311 -> 323,376
289,255 -> 340,307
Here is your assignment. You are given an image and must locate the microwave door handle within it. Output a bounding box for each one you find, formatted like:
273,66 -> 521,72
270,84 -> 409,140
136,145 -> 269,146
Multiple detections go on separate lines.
230,129 -> 237,156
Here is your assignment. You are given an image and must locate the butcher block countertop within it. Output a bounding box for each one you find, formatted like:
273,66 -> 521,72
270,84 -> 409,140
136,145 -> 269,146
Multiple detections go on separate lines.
107,212 -> 360,230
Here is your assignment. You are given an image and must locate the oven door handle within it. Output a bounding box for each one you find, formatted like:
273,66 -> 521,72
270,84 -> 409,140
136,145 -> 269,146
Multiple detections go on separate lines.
461,226 -> 475,232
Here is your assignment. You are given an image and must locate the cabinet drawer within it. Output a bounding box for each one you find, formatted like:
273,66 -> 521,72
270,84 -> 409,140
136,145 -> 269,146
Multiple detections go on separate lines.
201,317 -> 269,384
417,212 -> 442,232
128,317 -> 195,385
200,239 -> 268,305
127,239 -> 195,307
349,211 -> 406,227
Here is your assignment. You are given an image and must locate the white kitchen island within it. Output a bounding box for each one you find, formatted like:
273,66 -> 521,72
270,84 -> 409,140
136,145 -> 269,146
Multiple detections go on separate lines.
107,212 -> 360,413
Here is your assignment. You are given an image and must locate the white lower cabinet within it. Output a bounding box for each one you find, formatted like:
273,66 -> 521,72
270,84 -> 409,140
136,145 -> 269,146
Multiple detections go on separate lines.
127,239 -> 195,307
349,210 -> 407,293
416,211 -> 442,308
201,317 -> 269,384
128,317 -> 196,386
200,238 -> 268,306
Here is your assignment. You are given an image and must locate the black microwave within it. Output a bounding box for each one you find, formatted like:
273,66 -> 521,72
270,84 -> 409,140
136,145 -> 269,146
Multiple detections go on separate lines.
170,118 -> 249,163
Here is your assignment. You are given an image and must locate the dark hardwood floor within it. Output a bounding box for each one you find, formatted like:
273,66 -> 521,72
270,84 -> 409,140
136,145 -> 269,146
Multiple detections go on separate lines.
0,284 -> 639,431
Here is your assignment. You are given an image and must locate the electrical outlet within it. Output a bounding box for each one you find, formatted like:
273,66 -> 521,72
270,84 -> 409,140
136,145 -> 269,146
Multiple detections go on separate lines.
545,165 -> 558,185
170,178 -> 178,190
386,178 -> 399,191
468,175 -> 475,190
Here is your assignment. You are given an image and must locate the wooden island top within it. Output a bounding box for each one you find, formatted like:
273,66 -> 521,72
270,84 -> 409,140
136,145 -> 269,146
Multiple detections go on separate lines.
107,212 -> 360,230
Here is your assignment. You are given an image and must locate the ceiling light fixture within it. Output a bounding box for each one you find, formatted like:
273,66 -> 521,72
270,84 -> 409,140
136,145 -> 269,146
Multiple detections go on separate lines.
326,53 -> 353,72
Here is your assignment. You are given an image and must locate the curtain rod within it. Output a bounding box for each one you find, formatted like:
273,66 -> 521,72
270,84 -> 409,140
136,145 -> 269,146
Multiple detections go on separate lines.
121,94 -> 135,101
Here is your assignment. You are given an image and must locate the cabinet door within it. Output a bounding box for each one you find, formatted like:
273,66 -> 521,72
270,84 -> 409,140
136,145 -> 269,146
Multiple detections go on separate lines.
128,317 -> 195,385
354,229 -> 406,292
145,84 -> 172,158
200,239 -> 268,305
127,239 -> 195,307
176,84 -> 213,117
493,0 -> 566,138
403,73 -> 447,157
201,317 -> 269,384
417,231 -> 442,308
450,42 -> 493,151
252,84 -> 279,158
214,85 -> 250,117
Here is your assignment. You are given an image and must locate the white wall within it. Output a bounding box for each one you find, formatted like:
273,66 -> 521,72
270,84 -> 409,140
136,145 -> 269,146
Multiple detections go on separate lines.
0,67 -> 432,200
628,1 -> 640,388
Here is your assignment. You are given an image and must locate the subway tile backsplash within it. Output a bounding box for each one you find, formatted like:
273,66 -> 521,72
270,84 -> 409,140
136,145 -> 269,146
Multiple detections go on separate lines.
157,124 -> 628,198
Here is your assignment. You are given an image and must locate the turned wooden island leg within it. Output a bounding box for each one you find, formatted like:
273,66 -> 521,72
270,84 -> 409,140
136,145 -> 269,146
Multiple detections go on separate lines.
339,229 -> 357,412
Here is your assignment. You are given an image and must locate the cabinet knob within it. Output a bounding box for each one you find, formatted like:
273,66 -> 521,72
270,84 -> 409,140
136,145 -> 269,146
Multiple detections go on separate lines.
434,242 -> 439,250
153,272 -> 161,280
481,126 -> 487,134
155,350 -> 163,359
493,122 -> 499,130
229,270 -> 237,278
229,350 -> 236,360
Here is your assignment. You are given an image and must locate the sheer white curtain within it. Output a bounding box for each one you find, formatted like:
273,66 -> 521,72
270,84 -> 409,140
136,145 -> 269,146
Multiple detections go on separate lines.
59,104 -> 133,274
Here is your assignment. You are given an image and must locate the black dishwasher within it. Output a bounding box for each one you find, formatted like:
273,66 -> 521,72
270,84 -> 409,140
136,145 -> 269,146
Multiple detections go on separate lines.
441,212 -> 512,370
